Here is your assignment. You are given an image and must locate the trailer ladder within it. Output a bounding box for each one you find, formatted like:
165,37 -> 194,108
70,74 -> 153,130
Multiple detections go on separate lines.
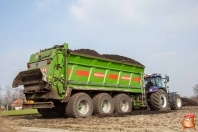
140,73 -> 147,106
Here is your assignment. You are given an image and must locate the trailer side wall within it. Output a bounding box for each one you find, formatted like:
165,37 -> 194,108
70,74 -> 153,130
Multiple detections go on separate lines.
68,53 -> 144,93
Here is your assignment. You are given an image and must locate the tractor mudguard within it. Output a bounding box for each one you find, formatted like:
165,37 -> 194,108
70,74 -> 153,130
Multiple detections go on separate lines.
168,92 -> 178,103
148,86 -> 162,93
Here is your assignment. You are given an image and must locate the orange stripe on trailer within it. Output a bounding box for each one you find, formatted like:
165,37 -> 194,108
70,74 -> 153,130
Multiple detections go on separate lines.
109,74 -> 118,80
133,77 -> 141,82
68,69 -> 71,74
76,70 -> 89,76
94,73 -> 105,78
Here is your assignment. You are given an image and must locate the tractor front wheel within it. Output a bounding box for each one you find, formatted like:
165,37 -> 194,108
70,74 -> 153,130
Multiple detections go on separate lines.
170,94 -> 182,110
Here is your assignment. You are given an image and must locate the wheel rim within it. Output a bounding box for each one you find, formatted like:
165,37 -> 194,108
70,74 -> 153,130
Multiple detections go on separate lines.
121,100 -> 129,112
176,98 -> 182,107
160,94 -> 167,108
78,100 -> 89,115
102,99 -> 111,113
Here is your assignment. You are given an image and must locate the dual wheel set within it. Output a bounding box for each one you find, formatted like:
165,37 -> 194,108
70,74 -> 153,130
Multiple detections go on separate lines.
38,92 -> 132,118
66,92 -> 132,118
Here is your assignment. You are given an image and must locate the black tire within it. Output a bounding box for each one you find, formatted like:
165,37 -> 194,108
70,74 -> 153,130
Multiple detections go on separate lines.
113,94 -> 132,113
39,107 -> 65,118
92,93 -> 114,115
66,93 -> 93,118
39,108 -> 50,117
170,94 -> 182,110
37,108 -> 41,114
149,89 -> 169,111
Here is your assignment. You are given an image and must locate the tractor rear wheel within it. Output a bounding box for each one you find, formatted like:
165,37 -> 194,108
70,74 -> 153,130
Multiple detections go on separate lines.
170,94 -> 182,110
149,89 -> 169,111
113,94 -> 132,113
92,93 -> 114,115
66,93 -> 93,118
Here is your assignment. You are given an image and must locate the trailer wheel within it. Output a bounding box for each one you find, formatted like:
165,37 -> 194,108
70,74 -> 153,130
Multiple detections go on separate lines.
113,94 -> 132,113
92,93 -> 114,115
170,94 -> 182,110
39,108 -> 50,117
66,93 -> 93,118
37,108 -> 41,114
150,89 -> 169,111
39,108 -> 65,118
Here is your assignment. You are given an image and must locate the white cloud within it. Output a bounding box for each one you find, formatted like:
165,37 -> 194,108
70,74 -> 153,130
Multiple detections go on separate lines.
35,0 -> 60,11
69,0 -> 198,31
69,0 -> 147,29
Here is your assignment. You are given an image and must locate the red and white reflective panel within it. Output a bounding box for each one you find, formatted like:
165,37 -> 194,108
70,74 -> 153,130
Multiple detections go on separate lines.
94,73 -> 105,78
40,68 -> 47,72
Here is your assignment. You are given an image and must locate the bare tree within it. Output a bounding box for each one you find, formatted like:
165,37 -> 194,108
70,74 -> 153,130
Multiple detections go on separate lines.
12,88 -> 25,100
4,85 -> 14,111
193,84 -> 198,96
0,84 -> 25,110
0,85 -> 3,107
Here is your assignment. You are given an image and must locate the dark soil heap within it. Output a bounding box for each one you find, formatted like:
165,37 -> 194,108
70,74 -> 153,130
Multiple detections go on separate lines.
72,49 -> 104,58
182,98 -> 198,106
71,49 -> 144,67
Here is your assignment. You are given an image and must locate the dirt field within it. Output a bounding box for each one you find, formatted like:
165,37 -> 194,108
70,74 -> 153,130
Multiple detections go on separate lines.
1,106 -> 197,132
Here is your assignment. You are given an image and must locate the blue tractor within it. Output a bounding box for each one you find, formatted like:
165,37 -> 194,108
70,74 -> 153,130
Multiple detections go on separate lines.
144,73 -> 182,111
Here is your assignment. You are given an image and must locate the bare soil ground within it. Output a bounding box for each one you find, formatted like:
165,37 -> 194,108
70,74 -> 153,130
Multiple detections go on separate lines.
1,106 -> 198,132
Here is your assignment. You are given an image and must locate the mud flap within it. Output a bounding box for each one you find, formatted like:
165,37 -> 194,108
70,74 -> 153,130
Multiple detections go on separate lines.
12,69 -> 46,88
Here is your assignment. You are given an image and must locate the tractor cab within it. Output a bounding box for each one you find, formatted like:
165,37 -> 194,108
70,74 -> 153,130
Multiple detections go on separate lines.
144,73 -> 169,93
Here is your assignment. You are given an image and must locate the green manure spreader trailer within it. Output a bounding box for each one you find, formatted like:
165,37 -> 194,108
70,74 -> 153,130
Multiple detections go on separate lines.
12,43 -> 182,118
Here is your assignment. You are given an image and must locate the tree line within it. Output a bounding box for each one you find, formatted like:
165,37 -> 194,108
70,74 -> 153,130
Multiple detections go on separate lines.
0,85 -> 25,110
193,84 -> 198,96
0,84 -> 197,110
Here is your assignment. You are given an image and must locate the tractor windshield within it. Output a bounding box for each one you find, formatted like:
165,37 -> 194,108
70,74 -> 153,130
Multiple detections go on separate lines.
144,77 -> 164,87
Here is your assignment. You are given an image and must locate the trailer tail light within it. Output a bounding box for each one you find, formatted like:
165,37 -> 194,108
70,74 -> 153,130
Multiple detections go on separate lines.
47,59 -> 51,64
27,63 -> 31,68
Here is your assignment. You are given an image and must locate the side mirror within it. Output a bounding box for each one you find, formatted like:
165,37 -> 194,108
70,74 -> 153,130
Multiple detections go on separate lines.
164,75 -> 169,82
166,76 -> 169,82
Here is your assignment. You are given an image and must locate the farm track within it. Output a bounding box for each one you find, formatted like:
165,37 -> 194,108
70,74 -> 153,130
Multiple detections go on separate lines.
2,106 -> 198,132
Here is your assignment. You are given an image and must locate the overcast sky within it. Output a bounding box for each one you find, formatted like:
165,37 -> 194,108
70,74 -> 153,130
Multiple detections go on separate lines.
0,0 -> 198,97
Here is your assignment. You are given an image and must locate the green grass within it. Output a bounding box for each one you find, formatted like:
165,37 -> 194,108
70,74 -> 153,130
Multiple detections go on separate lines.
0,109 -> 38,116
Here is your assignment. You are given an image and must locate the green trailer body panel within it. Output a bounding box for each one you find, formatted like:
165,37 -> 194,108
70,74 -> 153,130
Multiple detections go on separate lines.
67,53 -> 144,93
12,43 -> 145,102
